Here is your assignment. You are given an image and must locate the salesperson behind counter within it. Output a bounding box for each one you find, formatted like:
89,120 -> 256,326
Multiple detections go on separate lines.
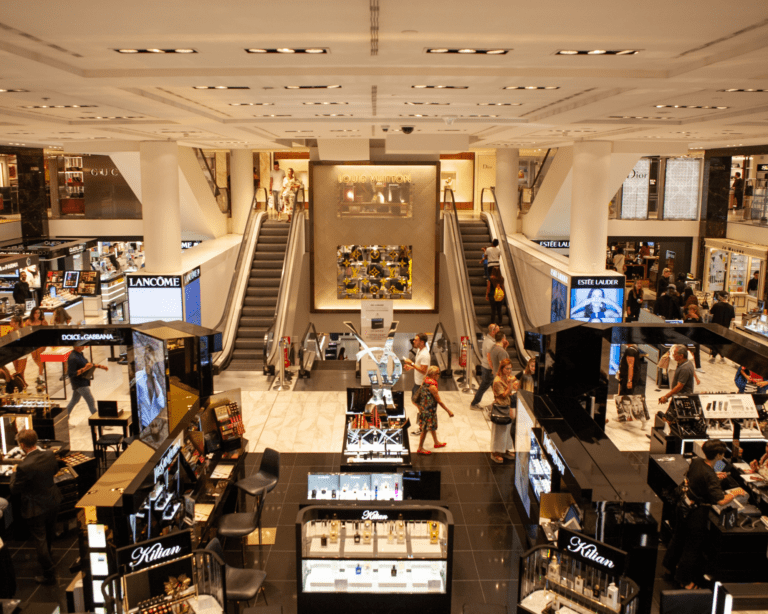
662,440 -> 746,590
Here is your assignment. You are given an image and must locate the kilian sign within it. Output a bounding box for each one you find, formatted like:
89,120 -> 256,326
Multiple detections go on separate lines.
361,510 -> 389,521
116,530 -> 192,572
557,528 -> 626,572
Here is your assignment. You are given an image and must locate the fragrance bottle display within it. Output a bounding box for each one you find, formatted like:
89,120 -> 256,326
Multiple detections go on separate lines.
518,546 -> 640,614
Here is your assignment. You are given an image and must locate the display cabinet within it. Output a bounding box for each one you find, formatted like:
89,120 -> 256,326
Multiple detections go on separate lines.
518,541 -> 640,614
296,504 -> 452,614
59,156 -> 85,215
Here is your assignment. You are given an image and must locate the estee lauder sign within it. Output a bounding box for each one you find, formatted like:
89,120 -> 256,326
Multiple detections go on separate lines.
116,530 -> 192,572
338,173 -> 412,184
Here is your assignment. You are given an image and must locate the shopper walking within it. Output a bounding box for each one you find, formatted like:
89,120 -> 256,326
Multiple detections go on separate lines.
487,267 -> 506,326
65,344 -> 108,415
10,429 -> 62,585
732,172 -> 744,210
662,440 -> 744,589
653,287 -> 682,321
658,345 -> 696,405
487,330 -> 510,378
618,343 -> 642,395
470,323 -> 499,411
626,279 -> 644,322
269,161 -> 285,211
490,358 -> 518,464
484,238 -> 501,272
709,292 -> 735,363
403,332 -> 431,436
414,366 -> 454,455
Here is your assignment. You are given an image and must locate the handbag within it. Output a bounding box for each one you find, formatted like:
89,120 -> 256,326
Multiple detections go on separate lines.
490,403 -> 512,425
494,285 -> 505,301
412,381 -> 427,404
674,475 -> 701,520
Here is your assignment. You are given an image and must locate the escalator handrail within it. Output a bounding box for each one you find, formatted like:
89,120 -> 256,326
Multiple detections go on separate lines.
263,186 -> 306,366
479,187 -> 535,360
429,321 -> 453,367
443,188 -> 485,361
300,320 -> 324,361
213,190 -> 265,370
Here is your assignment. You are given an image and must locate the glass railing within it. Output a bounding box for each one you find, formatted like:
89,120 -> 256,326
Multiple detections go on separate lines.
430,321 -> 453,377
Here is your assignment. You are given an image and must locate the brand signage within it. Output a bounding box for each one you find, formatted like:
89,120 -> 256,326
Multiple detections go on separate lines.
183,267 -> 201,286
0,255 -> 34,276
181,241 -> 202,250
557,528 -> 626,572
550,268 -> 569,284
572,276 -> 622,287
90,168 -> 120,176
117,530 -> 192,572
537,240 -> 570,249
154,434 -> 183,483
58,330 -> 123,343
337,173 -> 412,184
361,510 -> 388,521
128,275 -> 182,288
68,245 -> 85,255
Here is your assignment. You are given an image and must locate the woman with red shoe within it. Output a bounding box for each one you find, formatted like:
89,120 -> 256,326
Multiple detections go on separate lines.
415,366 -> 454,454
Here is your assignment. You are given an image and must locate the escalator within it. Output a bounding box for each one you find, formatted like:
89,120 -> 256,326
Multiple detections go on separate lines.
459,219 -> 501,329
229,220 -> 290,371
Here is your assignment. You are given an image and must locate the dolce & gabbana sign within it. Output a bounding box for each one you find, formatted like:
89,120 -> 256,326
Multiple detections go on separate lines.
128,275 -> 182,288
557,528 -> 626,573
117,530 -> 192,572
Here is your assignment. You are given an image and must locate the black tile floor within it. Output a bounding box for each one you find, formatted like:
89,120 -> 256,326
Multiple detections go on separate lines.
4,451 -> 672,614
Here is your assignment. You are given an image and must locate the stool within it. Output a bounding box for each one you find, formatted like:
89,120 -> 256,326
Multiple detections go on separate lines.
94,433 -> 124,471
235,448 -> 280,543
217,488 -> 266,563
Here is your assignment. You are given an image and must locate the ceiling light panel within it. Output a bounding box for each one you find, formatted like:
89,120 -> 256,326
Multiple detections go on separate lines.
405,102 -> 450,105
285,85 -> 341,89
115,48 -> 197,53
425,48 -> 510,55
504,86 -> 559,90
412,85 -> 468,89
229,102 -> 272,106
0,89 -> 29,93
556,49 -> 638,55
22,105 -> 97,109
245,48 -> 328,54
654,104 -> 728,109
719,89 -> 767,92
193,86 -> 249,89
478,103 -> 522,106
302,101 -> 348,105
80,116 -> 143,120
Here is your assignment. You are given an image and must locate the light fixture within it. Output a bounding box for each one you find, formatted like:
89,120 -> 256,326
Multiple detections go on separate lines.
719,88 -> 766,93
302,101 -> 347,105
556,49 -> 639,55
115,48 -> 198,54
80,116 -> 143,120
425,48 -> 509,55
465,114 -> 498,118
330,129 -> 359,132
22,105 -> 97,109
285,84 -> 341,89
587,49 -> 607,54
193,86 -> 250,89
411,85 -> 468,89
405,102 -> 450,105
229,102 -> 272,106
0,89 -> 28,93
504,86 -> 559,90
247,48 -> 329,54
558,50 -> 578,55
478,102 -> 522,106
315,113 -> 350,117
654,104 -> 729,109
258,114 -> 292,117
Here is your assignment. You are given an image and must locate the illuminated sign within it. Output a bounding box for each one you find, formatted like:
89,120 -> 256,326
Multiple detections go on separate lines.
537,241 -> 570,249
557,528 -> 626,572
116,530 -> 191,572
128,275 -> 181,288
183,267 -> 201,285
361,510 -> 389,521
337,173 -> 412,184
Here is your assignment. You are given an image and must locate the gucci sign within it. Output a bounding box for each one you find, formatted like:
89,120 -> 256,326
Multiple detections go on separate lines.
90,168 -> 120,176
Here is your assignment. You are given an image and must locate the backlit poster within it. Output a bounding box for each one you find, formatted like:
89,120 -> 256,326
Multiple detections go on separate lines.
620,158 -> 651,219
551,279 -> 567,323
663,158 -> 701,219
337,245 -> 412,300
570,276 -> 625,323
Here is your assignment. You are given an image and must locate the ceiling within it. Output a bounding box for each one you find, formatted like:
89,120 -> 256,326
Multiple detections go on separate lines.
2,1 -> 768,153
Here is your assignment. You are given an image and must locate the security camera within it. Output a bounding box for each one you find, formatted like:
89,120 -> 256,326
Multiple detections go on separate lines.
401,126 -> 415,134
381,125 -> 389,133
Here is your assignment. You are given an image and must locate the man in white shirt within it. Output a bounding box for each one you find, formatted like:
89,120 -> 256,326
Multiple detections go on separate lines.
471,323 -> 499,410
269,162 -> 285,209
403,332 -> 430,435
485,239 -> 501,273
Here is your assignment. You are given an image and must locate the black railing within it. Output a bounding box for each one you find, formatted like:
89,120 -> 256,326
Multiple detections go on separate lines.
192,148 -> 229,214
430,321 -> 453,377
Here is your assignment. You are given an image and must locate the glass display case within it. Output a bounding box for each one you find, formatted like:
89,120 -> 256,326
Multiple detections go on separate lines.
307,472 -> 404,501
518,544 -> 640,614
296,504 -> 452,614
703,239 -> 767,314
529,433 -> 552,502
343,387 -> 410,468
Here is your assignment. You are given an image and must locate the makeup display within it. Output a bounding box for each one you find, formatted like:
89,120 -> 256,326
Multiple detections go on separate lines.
297,505 -> 453,614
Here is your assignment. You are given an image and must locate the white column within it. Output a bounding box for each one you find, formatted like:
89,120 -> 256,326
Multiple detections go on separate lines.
495,148 -> 519,234
570,141 -> 613,274
140,141 -> 182,273
230,149 -> 254,234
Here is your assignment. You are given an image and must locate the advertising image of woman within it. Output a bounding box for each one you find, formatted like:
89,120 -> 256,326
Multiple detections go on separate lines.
135,344 -> 167,431
570,288 -> 623,322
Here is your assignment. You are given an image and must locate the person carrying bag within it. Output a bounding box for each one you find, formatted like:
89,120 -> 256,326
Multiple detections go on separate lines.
490,358 -> 518,464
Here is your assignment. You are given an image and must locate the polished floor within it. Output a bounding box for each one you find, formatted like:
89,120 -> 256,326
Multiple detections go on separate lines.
5,343 -> 747,613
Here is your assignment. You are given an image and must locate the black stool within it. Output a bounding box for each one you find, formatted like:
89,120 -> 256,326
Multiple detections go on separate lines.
94,433 -> 124,472
235,448 -> 280,542
218,487 -> 266,562
205,538 -> 267,613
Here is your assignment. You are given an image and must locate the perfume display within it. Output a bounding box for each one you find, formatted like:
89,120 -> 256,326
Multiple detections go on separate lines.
307,472 -> 404,501
518,545 -> 640,614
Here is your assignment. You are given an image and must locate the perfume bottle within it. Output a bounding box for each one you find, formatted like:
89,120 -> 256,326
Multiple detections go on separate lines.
574,575 -> 583,594
375,486 -> 378,500
354,531 -> 361,544
320,534 -> 328,547
606,582 -> 620,610
391,565 -> 397,577
355,564 -> 362,575
330,514 -> 340,543
429,521 -> 440,544
547,556 -> 560,582
387,523 -> 395,544
394,482 -> 399,497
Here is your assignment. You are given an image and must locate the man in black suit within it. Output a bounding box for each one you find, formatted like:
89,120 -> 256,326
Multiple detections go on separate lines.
10,429 -> 62,584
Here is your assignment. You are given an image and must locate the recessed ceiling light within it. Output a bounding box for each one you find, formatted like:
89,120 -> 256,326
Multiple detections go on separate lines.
247,48 -> 268,53
305,48 -> 325,54
193,86 -> 250,89
464,114 -> 498,118
425,48 -> 509,55
229,102 -> 272,106
117,49 -> 139,53
277,48 -> 295,53
302,101 -> 348,105
405,102 -> 450,105
285,85 -> 341,89
330,129 -> 359,132
80,116 -> 143,120
315,113 -> 349,117
718,88 -> 766,93
0,89 -> 29,93
247,48 -> 329,54
504,86 -> 559,90
115,48 -> 198,54
558,50 -> 579,55
477,102 -> 521,106
556,49 -> 638,55
587,50 -> 607,54
654,104 -> 729,109
411,85 -> 468,89
175,49 -> 195,54
147,49 -> 165,53
22,105 -> 97,109
258,114 -> 292,117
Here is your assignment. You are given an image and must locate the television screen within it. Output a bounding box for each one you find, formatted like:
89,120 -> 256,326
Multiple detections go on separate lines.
570,287 -> 624,323
63,271 -> 80,288
132,331 -> 169,447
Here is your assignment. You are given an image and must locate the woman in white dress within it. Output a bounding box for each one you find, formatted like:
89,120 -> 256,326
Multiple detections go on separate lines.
280,168 -> 302,222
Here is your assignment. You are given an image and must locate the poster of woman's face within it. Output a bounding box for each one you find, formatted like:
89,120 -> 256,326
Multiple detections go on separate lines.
132,332 -> 168,443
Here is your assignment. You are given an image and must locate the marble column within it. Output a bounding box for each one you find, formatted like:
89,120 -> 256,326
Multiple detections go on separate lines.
230,148 -> 254,234
495,148 -> 519,234
140,141 -> 182,273
570,141 -> 612,274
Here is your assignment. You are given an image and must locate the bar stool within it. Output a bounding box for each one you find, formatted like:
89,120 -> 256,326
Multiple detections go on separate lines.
94,433 -> 124,472
234,448 -> 280,541
217,486 -> 266,563
205,538 -> 267,612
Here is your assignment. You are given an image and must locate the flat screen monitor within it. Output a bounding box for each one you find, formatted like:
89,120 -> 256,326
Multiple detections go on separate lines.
63,271 -> 80,288
646,242 -> 655,247
132,331 -> 169,448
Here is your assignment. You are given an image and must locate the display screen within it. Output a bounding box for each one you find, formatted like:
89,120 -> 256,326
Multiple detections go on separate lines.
90,552 -> 109,577
132,331 -> 169,447
87,524 -> 107,548
569,279 -> 625,323
63,271 -> 80,288
184,277 -> 201,326
337,245 -> 412,300
127,275 -> 183,324
551,278 -> 567,323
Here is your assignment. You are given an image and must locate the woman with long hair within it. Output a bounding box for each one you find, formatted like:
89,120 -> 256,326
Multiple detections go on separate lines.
486,266 -> 505,326
490,358 -> 518,464
52,306 -> 72,326
516,357 -> 536,393
626,279 -> 644,322
414,365 -> 454,455
25,307 -> 48,380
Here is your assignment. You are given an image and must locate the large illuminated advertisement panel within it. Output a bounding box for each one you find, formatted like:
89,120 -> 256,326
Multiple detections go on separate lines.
569,276 -> 625,324
127,275 -> 183,324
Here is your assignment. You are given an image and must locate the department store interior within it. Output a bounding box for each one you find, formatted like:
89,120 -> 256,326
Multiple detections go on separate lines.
1,3 -> 768,614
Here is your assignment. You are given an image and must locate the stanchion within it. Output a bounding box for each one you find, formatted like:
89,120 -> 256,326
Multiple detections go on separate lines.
456,336 -> 468,383
273,337 -> 292,391
460,341 -> 473,393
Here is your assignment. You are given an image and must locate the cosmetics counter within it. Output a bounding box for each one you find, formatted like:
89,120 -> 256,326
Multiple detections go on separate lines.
647,453 -> 768,583
342,387 -> 410,470
296,504 -> 452,614
0,253 -> 41,312
514,392 -> 659,614
650,393 -> 768,456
